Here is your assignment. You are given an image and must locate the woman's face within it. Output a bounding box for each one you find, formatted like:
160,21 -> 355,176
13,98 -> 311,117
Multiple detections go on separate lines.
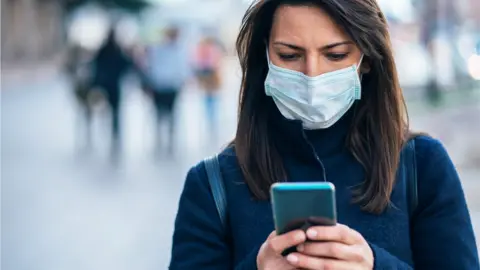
268,5 -> 364,77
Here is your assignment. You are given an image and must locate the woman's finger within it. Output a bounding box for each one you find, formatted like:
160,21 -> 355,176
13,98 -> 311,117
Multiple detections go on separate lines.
306,224 -> 364,245
296,241 -> 364,262
285,252 -> 356,270
267,230 -> 306,255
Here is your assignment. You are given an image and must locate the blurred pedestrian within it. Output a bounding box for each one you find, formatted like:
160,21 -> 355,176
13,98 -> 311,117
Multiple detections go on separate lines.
91,28 -> 132,160
64,42 -> 102,152
143,27 -> 189,156
193,36 -> 224,141
415,0 -> 461,105
170,0 -> 479,269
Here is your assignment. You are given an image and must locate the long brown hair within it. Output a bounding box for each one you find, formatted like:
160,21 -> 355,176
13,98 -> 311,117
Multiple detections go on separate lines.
234,0 -> 408,214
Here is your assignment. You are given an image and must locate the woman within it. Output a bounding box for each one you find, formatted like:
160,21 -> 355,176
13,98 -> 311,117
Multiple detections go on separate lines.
194,36 -> 225,139
170,0 -> 479,269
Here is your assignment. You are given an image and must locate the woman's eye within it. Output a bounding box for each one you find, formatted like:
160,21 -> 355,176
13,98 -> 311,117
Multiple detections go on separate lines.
326,53 -> 348,61
278,53 -> 300,61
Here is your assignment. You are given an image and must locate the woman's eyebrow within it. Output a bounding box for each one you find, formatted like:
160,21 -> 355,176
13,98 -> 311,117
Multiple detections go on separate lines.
272,40 -> 353,51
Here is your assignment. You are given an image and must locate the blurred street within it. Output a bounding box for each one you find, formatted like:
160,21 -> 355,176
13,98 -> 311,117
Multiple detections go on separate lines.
2,58 -> 480,269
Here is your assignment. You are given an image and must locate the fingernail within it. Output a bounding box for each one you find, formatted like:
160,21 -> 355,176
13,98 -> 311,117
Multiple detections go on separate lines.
297,244 -> 304,252
286,254 -> 298,263
295,232 -> 305,241
307,229 -> 317,239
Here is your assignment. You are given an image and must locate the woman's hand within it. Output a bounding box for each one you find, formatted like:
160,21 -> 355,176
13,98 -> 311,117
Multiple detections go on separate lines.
257,230 -> 306,270
285,224 -> 374,270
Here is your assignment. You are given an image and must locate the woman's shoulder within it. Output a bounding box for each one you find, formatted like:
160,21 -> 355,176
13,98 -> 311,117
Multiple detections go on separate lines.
410,134 -> 463,196
411,134 -> 451,164
179,145 -> 244,210
186,145 -> 242,185
217,145 -> 241,172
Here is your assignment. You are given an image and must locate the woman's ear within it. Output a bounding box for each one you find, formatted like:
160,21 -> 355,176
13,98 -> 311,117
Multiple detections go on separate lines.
360,59 -> 371,74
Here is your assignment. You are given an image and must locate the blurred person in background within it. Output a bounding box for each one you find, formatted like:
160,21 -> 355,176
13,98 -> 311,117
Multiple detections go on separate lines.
64,42 -> 100,151
414,0 -> 461,105
170,0 -> 479,269
143,27 -> 189,156
132,45 -> 152,97
193,35 -> 225,141
91,28 -> 133,160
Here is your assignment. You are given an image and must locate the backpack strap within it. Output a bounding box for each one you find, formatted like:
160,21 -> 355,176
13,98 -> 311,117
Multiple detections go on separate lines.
203,155 -> 227,228
403,139 -> 418,218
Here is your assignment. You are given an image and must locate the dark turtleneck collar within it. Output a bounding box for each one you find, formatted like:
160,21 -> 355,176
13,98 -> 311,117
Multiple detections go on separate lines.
268,101 -> 356,162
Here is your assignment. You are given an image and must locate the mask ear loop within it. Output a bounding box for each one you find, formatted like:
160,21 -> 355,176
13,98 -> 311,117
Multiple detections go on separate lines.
356,54 -> 365,70
356,54 -> 365,100
265,47 -> 273,96
264,39 -> 271,64
266,48 -> 272,66
357,54 -> 365,82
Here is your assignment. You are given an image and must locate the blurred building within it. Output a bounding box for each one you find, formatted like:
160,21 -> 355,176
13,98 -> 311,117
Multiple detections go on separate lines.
1,0 -> 65,62
1,0 -> 148,64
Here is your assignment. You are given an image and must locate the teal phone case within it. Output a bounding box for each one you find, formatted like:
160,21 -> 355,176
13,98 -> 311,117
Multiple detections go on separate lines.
270,182 -> 337,256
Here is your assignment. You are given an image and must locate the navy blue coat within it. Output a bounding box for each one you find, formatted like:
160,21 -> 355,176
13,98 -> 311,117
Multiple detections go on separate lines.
170,106 -> 479,269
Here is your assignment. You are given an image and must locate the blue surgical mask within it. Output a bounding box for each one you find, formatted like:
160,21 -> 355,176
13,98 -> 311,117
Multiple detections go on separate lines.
265,53 -> 364,129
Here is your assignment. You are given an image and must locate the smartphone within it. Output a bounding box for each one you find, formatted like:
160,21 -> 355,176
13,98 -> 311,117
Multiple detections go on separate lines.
270,182 -> 337,255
